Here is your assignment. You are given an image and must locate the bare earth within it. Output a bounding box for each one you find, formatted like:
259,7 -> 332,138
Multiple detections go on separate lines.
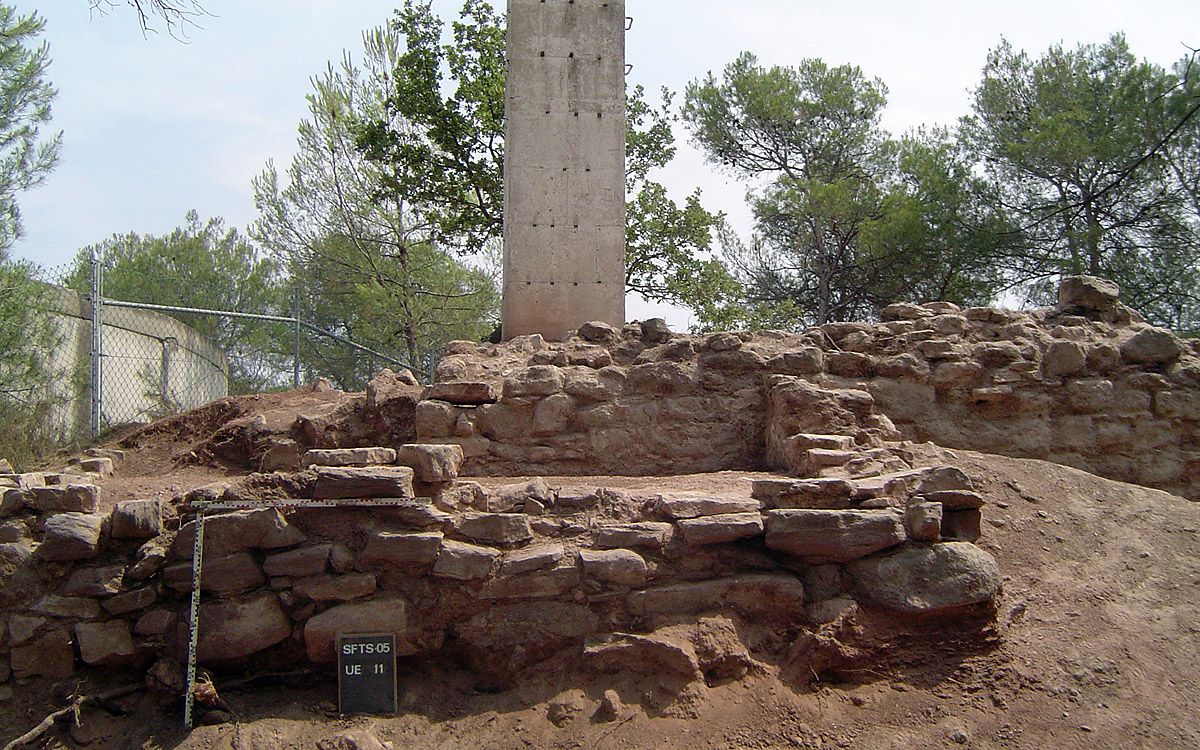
7,434 -> 1200,749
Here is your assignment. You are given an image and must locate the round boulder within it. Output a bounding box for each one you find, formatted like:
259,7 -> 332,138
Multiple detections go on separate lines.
847,542 -> 1001,615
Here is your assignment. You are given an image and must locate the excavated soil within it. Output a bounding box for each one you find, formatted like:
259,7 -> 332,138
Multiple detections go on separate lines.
6,391 -> 1200,750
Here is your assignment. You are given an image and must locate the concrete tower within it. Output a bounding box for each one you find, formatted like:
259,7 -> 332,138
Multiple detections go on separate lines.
502,0 -> 626,341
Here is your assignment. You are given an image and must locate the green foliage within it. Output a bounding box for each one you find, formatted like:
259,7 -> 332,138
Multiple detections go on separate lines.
962,35 -> 1200,328
0,3 -> 60,252
0,249 -> 65,468
684,53 -> 1002,329
353,1 -> 728,324
253,24 -> 500,383
355,0 -> 506,256
67,211 -> 289,393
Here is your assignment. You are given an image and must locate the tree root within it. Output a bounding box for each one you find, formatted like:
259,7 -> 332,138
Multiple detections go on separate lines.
2,683 -> 144,750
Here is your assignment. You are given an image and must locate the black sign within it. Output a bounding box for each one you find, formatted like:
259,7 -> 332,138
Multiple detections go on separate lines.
337,633 -> 397,716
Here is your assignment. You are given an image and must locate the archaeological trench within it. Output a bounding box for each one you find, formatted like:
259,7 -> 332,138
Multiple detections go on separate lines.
1,276 -> 1199,723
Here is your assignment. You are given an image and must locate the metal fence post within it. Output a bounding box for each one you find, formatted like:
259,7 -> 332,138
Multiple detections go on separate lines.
89,249 -> 103,439
292,283 -> 301,389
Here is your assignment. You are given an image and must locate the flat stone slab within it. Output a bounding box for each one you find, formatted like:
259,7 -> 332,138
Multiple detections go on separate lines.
302,447 -> 397,468
361,531 -> 444,566
499,543 -> 566,576
263,544 -> 332,578
752,478 -> 855,509
312,466 -> 415,499
38,513 -> 104,561
657,495 -> 761,520
75,620 -> 137,666
677,513 -> 764,545
423,381 -> 500,405
433,540 -> 501,580
765,509 -> 906,564
628,573 -> 805,620
293,573 -> 377,602
594,522 -> 674,550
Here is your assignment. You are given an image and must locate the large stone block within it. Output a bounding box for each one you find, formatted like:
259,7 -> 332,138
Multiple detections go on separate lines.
110,499 -> 163,539
455,513 -> 533,545
579,549 -> 647,586
1121,327 -> 1183,365
396,444 -> 465,483
31,484 -> 99,513
38,513 -> 104,561
173,508 -> 306,559
312,466 -> 415,499
304,598 -> 412,663
764,509 -> 906,564
198,593 -> 292,662
848,542 -> 1001,615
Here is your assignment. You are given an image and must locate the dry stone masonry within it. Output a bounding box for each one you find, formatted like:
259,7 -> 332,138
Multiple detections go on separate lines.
417,277 -> 1200,500
1,444 -> 1000,701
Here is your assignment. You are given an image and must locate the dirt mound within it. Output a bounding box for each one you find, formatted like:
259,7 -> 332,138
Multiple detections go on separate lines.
108,369 -> 423,476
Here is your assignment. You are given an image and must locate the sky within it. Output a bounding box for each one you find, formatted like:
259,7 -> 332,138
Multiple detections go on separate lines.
10,0 -> 1200,327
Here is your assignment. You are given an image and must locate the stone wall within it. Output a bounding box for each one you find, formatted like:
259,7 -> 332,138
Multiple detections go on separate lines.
416,278 -> 1200,501
1,446 -> 1000,705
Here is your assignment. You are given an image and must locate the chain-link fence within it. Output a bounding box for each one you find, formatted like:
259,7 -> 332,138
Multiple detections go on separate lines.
13,254 -> 414,446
